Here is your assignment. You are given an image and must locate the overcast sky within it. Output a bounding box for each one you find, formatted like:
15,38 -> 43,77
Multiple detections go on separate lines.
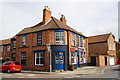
0,0 -> 119,41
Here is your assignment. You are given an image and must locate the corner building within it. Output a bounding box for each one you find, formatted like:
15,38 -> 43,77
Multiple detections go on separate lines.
2,6 -> 88,71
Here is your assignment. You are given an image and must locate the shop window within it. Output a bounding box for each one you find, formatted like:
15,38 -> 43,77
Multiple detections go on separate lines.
80,52 -> 84,64
21,52 -> 26,66
22,35 -> 26,47
37,32 -> 42,46
35,52 -> 44,66
55,30 -> 64,45
71,52 -> 77,64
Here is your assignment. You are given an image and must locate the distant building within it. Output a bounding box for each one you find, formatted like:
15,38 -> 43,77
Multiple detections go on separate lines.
88,33 -> 116,66
0,39 -> 11,61
0,6 -> 88,71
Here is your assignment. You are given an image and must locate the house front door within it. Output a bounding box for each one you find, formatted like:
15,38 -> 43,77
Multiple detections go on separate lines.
55,52 -> 64,70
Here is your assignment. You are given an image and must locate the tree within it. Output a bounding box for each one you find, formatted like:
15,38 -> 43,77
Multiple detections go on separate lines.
117,50 -> 120,58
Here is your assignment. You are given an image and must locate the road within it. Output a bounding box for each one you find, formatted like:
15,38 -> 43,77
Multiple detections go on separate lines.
77,65 -> 120,78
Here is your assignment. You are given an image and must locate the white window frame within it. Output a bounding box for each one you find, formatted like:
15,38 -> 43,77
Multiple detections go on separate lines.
22,35 -> 26,46
72,34 -> 75,46
109,42 -> 115,50
7,45 -> 10,51
55,32 -> 64,45
0,46 -> 3,53
71,52 -> 77,64
35,52 -> 44,66
13,40 -> 16,49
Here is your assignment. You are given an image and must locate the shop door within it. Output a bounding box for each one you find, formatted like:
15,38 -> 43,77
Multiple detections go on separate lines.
55,52 -> 64,70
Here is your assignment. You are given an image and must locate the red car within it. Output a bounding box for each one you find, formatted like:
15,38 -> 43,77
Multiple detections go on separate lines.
0,61 -> 22,73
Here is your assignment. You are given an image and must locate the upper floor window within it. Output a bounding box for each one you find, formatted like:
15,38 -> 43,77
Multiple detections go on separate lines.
83,38 -> 86,48
22,35 -> 26,47
7,45 -> 10,51
0,46 -> 3,53
37,32 -> 42,46
72,33 -> 75,46
80,36 -> 83,47
12,40 -> 16,49
76,35 -> 79,46
109,42 -> 115,50
55,30 -> 64,45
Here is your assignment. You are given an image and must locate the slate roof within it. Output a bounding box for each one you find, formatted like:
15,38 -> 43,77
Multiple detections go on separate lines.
17,17 -> 85,37
0,39 -> 11,45
88,33 -> 112,43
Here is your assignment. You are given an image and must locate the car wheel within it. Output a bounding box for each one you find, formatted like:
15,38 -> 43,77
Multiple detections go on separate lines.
7,69 -> 11,73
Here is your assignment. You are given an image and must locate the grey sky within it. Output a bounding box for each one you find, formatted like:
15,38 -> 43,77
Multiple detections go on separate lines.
0,0 -> 118,41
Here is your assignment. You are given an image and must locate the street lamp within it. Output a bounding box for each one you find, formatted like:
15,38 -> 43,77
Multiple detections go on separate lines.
46,44 -> 52,72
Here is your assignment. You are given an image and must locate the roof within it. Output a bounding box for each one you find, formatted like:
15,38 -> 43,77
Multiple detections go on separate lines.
0,39 -> 11,45
17,17 -> 85,37
88,33 -> 111,43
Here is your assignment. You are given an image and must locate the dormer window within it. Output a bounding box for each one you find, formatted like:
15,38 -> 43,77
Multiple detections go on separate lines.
55,30 -> 64,45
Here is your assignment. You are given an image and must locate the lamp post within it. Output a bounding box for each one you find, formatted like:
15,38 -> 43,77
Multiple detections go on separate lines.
46,44 -> 52,72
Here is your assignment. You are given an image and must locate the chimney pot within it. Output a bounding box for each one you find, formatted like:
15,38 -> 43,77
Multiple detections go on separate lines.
60,14 -> 67,24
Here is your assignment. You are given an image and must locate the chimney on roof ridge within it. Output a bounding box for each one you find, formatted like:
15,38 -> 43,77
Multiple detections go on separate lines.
60,14 -> 67,24
43,6 -> 51,24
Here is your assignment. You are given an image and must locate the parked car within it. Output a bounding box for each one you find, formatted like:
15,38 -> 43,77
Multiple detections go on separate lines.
0,61 -> 22,73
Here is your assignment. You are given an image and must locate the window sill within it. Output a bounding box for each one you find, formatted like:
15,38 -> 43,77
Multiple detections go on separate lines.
35,64 -> 44,66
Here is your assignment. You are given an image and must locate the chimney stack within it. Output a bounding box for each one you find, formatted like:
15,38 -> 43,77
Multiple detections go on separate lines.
43,6 -> 51,24
60,14 -> 67,24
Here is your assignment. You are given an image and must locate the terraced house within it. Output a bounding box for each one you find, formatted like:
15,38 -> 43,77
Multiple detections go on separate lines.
0,6 -> 88,71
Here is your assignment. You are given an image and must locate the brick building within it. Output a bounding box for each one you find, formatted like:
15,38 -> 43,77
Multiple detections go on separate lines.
0,39 -> 11,61
115,39 -> 120,64
0,6 -> 88,71
88,33 -> 116,66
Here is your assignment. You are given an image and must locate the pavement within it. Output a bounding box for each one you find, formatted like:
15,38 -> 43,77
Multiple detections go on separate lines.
1,65 -> 119,78
21,65 -> 120,78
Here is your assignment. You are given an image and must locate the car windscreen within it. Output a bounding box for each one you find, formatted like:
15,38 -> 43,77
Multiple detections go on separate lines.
2,62 -> 11,65
14,62 -> 20,65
